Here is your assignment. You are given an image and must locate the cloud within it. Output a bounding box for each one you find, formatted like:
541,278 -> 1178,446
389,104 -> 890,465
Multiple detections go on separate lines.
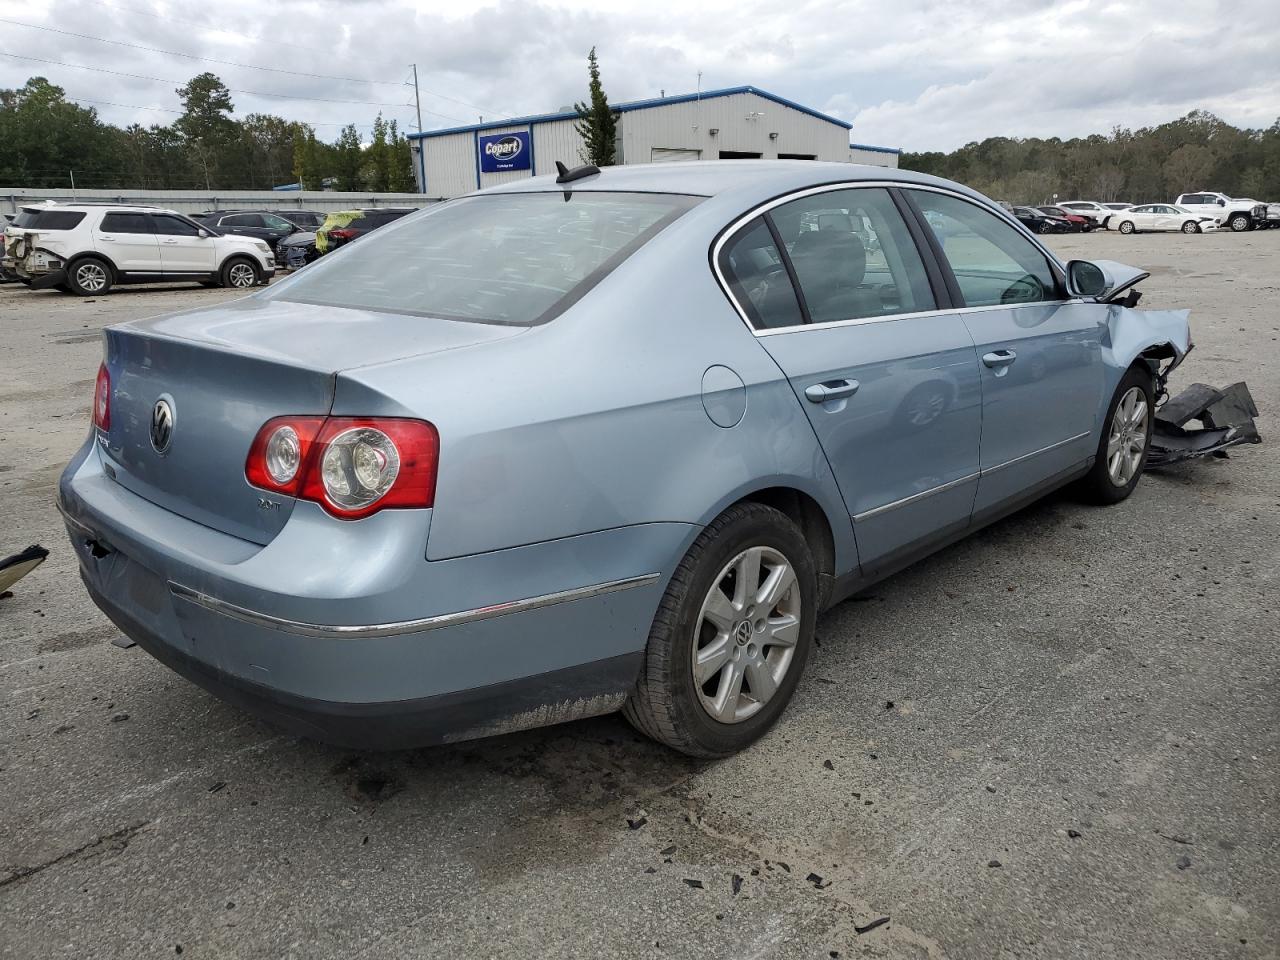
0,0 -> 1276,150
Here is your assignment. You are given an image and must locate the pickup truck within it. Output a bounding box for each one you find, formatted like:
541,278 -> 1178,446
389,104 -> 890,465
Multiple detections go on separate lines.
1173,193 -> 1268,232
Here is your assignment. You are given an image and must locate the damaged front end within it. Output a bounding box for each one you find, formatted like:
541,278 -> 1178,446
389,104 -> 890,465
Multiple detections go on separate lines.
1148,381 -> 1262,467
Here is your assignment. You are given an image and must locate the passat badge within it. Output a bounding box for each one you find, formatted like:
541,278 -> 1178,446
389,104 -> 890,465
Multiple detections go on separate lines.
150,396 -> 175,454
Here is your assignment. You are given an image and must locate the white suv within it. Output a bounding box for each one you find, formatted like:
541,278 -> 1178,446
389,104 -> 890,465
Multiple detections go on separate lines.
1173,193 -> 1268,232
2,203 -> 275,295
1057,200 -> 1112,226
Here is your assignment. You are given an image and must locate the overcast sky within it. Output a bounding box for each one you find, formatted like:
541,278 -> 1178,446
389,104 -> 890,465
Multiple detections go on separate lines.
2,0 -> 1277,152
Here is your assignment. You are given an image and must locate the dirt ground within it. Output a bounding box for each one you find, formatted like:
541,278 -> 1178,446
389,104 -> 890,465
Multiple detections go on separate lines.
1,229 -> 1276,959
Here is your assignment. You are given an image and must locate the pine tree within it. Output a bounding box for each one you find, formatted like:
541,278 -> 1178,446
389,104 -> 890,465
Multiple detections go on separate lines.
573,47 -> 617,166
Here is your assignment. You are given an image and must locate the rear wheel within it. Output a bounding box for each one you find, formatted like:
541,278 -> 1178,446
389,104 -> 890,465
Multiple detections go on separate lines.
65,256 -> 112,296
220,257 -> 259,289
1118,220 -> 1135,235
1076,365 -> 1153,505
623,502 -> 816,757
1181,220 -> 1199,234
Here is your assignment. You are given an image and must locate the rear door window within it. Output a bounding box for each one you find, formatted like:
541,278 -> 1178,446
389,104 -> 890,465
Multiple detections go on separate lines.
222,214 -> 264,227
99,213 -> 154,233
270,192 -> 699,325
908,190 -> 1060,307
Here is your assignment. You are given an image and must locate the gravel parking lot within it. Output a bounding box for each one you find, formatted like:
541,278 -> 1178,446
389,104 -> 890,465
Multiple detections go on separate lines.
2,230 -> 1276,959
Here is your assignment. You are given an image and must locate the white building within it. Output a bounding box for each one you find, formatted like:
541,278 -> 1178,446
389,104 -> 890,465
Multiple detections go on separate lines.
408,85 -> 900,198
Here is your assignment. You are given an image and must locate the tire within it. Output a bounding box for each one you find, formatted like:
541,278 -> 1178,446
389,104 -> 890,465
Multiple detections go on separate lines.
1075,365 -> 1154,505
65,256 -> 112,296
623,502 -> 817,758
1118,220 -> 1135,235
1181,220 -> 1199,234
1229,213 -> 1250,232
220,257 -> 260,289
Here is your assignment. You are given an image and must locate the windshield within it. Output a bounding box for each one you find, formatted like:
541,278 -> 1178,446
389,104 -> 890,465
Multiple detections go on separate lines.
270,191 -> 699,325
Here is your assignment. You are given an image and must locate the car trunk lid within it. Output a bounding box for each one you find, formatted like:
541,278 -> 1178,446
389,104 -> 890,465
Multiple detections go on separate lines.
99,297 -> 524,544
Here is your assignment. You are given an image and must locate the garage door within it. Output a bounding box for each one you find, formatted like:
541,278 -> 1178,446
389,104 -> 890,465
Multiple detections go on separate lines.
651,148 -> 701,162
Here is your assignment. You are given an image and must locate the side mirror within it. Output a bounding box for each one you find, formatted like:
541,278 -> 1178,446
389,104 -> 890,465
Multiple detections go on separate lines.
1217,199 -> 1226,206
1066,260 -> 1108,298
197,228 -> 210,238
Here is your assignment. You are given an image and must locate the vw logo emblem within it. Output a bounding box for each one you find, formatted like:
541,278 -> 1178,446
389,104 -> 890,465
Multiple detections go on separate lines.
150,396 -> 175,454
735,620 -> 753,645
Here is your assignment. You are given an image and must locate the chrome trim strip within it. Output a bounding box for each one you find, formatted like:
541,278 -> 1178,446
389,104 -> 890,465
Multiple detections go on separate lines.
709,180 -> 1068,337
752,299 -> 1081,336
168,573 -> 663,640
56,498 -> 96,538
851,431 -> 1092,522
979,431 -> 1091,476
853,472 -> 979,523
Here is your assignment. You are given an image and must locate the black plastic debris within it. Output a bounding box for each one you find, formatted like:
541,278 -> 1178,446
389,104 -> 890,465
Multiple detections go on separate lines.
823,760 -> 835,771
854,916 -> 890,935
732,874 -> 743,895
1148,381 -> 1261,468
806,872 -> 830,889
1176,855 -> 1192,870
1067,829 -> 1082,839
660,845 -> 676,856
627,816 -> 648,830
111,635 -> 137,649
682,878 -> 704,889
0,544 -> 48,596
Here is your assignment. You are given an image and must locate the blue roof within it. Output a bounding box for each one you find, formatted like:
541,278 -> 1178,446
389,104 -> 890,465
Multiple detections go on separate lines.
850,142 -> 902,155
409,85 -> 853,139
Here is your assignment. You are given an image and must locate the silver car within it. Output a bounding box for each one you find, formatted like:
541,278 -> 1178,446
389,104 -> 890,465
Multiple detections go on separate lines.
59,162 -> 1190,756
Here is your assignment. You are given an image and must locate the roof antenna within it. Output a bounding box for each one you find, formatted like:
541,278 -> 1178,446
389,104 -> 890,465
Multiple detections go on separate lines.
555,160 -> 601,184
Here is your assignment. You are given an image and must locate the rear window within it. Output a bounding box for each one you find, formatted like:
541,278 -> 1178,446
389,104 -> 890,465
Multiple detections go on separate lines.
13,209 -> 86,230
270,192 -> 699,325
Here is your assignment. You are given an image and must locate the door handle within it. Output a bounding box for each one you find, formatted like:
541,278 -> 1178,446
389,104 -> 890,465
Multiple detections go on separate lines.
99,236 -> 115,241
162,239 -> 179,244
982,349 -> 1017,368
805,379 -> 859,403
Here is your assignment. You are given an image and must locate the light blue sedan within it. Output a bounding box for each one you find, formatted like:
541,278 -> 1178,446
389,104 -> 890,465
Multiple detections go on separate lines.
58,162 -> 1190,756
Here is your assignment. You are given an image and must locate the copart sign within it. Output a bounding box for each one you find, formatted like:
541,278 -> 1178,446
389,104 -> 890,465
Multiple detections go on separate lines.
479,131 -> 531,173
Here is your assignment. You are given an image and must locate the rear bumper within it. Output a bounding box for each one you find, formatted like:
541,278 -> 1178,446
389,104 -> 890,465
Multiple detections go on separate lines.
59,440 -> 687,747
30,267 -> 68,290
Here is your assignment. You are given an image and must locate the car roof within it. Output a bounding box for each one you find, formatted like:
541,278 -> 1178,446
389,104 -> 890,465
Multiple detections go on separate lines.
20,203 -> 178,214
476,160 -> 977,204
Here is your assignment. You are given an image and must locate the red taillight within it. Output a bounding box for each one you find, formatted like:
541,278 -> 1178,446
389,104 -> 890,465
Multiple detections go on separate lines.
93,363 -> 111,430
245,416 -> 439,520
327,228 -> 356,241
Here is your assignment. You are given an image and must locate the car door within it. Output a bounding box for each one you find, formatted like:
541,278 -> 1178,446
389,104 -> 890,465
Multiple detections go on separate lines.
152,213 -> 217,274
903,189 -> 1105,521
93,212 -> 161,273
718,185 -> 984,573
260,214 -> 297,246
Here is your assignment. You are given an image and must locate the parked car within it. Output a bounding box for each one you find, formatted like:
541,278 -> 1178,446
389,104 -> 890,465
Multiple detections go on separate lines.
1012,206 -> 1063,234
1057,201 -> 1112,227
1036,206 -> 1092,232
270,209 -> 327,229
1106,204 -> 1219,234
1173,192 -> 1267,232
315,207 -> 416,254
277,230 -> 318,270
59,162 -> 1191,756
3,204 -> 275,295
1262,202 -> 1280,229
193,210 -> 304,247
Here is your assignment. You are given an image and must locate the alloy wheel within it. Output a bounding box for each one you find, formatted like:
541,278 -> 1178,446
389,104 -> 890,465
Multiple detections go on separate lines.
228,263 -> 257,287
692,545 -> 801,724
1106,386 -> 1148,486
75,262 -> 107,293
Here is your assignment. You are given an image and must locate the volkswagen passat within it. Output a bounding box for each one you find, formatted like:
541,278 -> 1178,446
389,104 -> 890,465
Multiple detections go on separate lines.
59,162 -> 1191,757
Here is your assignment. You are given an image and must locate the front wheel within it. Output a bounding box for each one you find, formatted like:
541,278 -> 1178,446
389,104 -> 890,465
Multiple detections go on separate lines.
1118,220 -> 1135,234
623,502 -> 817,757
220,257 -> 260,289
1181,220 -> 1200,234
1229,213 -> 1250,232
1075,366 -> 1154,505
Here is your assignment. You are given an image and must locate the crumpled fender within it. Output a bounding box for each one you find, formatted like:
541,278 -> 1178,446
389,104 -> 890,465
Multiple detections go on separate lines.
1101,305 -> 1192,379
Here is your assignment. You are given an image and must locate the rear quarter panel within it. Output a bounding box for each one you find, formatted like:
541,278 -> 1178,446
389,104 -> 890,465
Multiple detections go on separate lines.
333,206 -> 856,572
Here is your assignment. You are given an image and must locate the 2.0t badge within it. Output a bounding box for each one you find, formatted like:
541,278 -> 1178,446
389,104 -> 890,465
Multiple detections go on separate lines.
150,396 -> 175,454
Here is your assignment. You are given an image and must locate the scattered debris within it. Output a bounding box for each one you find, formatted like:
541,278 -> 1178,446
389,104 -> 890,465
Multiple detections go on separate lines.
731,874 -> 743,895
627,816 -> 648,830
111,635 -> 137,649
0,544 -> 49,596
1176,855 -> 1192,870
885,701 -> 895,710
806,872 -> 830,889
823,759 -> 835,771
111,713 -> 129,723
985,786 -> 997,794
660,845 -> 676,856
682,878 -> 704,889
207,781 -> 226,794
854,916 -> 890,935
777,862 -> 791,873
1158,832 -> 1193,845
1148,381 -> 1261,467
644,867 -> 656,874
1067,829 -> 1082,839
988,859 -> 1002,868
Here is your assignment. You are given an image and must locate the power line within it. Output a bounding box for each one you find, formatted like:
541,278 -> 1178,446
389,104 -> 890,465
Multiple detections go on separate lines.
0,16 -> 513,118
82,0 -> 329,56
0,51 -> 461,119
64,94 -> 409,129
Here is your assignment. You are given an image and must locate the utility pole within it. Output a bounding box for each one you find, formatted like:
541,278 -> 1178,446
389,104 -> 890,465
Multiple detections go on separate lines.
411,63 -> 425,195
69,169 -> 76,199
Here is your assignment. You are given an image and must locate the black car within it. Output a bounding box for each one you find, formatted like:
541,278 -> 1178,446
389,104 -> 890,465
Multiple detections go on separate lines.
1012,206 -> 1061,234
269,209 -> 327,229
194,210 -> 308,247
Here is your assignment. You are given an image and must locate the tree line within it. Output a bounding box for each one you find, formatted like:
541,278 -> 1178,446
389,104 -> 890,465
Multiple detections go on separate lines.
901,111 -> 1280,205
0,73 -> 417,192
